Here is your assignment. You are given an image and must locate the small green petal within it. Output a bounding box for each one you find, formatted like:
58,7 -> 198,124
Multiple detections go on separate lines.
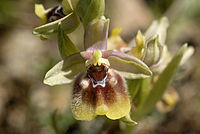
129,30 -> 145,59
35,4 -> 47,24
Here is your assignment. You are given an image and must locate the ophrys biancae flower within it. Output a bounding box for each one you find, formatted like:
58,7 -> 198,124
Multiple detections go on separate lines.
43,17 -> 152,120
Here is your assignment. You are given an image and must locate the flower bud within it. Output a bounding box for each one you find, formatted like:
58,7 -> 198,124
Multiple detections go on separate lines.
76,0 -> 105,28
144,17 -> 169,44
142,35 -> 162,67
84,16 -> 109,50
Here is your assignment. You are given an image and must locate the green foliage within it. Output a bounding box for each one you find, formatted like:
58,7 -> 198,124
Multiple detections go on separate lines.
132,44 -> 188,121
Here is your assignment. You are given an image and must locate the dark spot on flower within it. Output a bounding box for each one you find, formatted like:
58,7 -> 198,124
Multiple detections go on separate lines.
87,64 -> 108,87
47,6 -> 66,23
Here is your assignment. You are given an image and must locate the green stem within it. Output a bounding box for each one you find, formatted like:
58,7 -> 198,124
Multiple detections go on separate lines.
51,110 -> 62,134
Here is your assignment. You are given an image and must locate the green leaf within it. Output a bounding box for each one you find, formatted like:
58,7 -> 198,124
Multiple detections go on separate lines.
76,0 -> 105,28
58,24 -> 79,58
121,114 -> 138,126
33,12 -> 80,39
132,44 -> 188,121
43,53 -> 85,86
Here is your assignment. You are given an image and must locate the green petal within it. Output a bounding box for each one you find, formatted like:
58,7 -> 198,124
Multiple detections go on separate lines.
35,4 -> 47,24
58,23 -> 79,58
33,12 -> 80,39
44,53 -> 85,86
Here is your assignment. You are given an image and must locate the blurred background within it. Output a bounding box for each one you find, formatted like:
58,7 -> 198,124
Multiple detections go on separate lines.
0,0 -> 200,134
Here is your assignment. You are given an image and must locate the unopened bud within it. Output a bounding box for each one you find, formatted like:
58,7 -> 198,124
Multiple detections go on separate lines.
77,0 -> 105,28
142,35 -> 163,67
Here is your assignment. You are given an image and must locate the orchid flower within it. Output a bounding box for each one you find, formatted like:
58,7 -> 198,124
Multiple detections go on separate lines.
33,1 -> 79,39
43,17 -> 152,121
106,17 -> 193,116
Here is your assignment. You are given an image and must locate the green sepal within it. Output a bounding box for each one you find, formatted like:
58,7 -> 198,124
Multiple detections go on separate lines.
33,12 -> 80,39
43,53 -> 85,86
76,0 -> 105,28
132,44 -> 188,121
108,56 -> 152,76
58,23 -> 79,58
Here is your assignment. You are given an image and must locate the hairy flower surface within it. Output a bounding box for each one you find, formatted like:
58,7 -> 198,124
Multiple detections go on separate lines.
43,17 -> 152,120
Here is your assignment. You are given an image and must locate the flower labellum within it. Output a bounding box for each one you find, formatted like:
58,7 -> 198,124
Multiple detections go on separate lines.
72,49 -> 131,121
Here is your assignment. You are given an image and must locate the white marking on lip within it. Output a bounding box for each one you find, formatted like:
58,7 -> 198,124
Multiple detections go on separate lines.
89,75 -> 107,88
80,79 -> 89,89
109,76 -> 117,88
